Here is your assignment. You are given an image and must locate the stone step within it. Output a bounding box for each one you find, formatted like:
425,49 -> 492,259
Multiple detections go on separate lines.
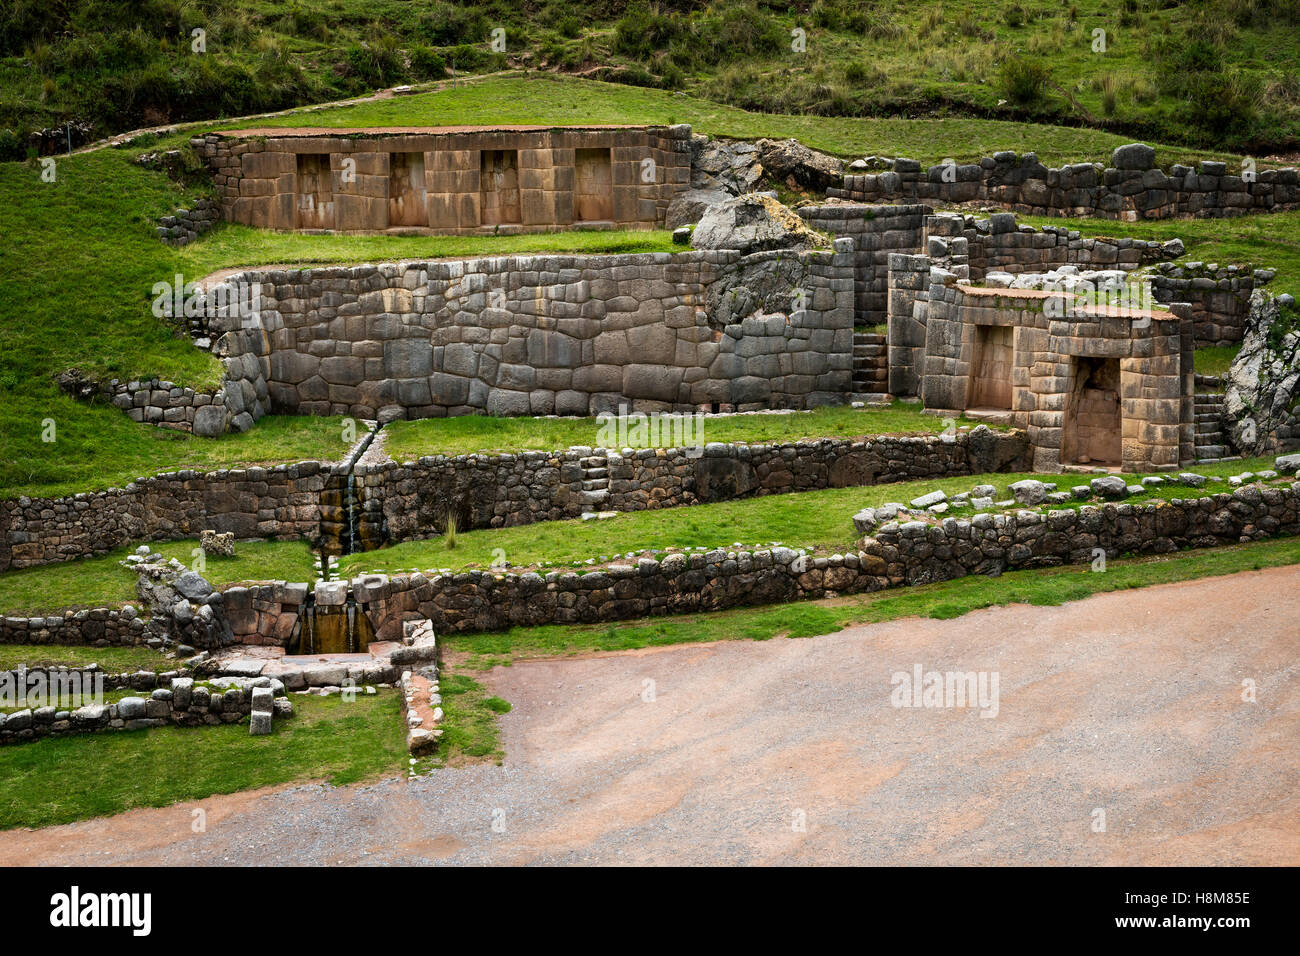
580,489 -> 610,505
584,467 -> 608,478
1194,444 -> 1229,458
853,344 -> 886,358
853,332 -> 886,345
582,478 -> 608,491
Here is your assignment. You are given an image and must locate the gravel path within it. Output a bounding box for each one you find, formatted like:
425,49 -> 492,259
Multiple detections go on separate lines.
3,565 -> 1297,866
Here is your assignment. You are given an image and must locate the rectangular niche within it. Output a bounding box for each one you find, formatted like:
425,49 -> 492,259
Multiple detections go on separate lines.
967,324 -> 1014,410
480,149 -> 521,225
573,147 -> 614,222
296,153 -> 335,229
388,151 -> 428,227
1063,356 -> 1122,466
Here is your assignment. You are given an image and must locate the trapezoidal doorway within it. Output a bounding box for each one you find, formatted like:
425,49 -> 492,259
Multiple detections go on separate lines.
968,324 -> 1014,411
480,149 -> 521,226
296,153 -> 334,229
389,152 -> 427,227
1063,356 -> 1122,467
573,148 -> 614,222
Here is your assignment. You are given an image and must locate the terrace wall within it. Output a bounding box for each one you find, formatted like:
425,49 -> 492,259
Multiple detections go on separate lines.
830,147 -> 1300,220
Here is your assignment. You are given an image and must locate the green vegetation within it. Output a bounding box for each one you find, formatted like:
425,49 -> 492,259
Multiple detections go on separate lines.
338,455 -> 1279,578
383,403 -> 993,461
0,691 -> 407,830
216,73 -> 1253,169
1195,346 -> 1243,379
444,534 -> 1300,670
421,670 -> 507,768
0,538 -> 316,615
4,2 -> 1297,158
0,644 -> 173,672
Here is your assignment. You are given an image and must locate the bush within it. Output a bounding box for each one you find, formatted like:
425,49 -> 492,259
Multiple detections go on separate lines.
999,57 -> 1051,105
408,45 -> 447,80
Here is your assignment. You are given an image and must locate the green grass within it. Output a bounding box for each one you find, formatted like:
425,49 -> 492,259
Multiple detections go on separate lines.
216,72 -> 1256,169
1195,346 -> 1243,379
0,539 -> 317,616
419,670 -> 507,768
177,224 -> 678,274
0,644 -> 173,672
445,535 -> 1300,670
338,455 -> 1282,578
383,403 -> 994,461
0,691 -> 407,830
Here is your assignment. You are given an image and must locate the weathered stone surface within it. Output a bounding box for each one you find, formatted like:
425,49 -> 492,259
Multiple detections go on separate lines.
691,195 -> 831,254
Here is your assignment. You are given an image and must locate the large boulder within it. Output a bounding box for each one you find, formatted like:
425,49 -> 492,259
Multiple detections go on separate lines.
1111,143 -> 1156,170
665,188 -> 731,229
1223,291 -> 1300,456
757,138 -> 845,191
690,194 -> 831,255
689,136 -> 763,193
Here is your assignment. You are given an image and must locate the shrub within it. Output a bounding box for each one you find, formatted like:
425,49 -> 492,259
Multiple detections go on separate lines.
1004,5 -> 1027,28
999,57 -> 1051,105
408,45 -> 447,80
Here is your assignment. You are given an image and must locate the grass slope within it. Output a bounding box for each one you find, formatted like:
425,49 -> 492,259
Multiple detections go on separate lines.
0,538 -> 317,616
337,455 -> 1278,577
383,403 -> 995,461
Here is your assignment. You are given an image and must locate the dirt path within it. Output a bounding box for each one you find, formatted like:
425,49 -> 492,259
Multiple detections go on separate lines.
2,565 -> 1297,866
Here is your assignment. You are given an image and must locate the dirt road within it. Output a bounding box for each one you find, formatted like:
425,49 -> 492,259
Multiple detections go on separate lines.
2,566 -> 1297,865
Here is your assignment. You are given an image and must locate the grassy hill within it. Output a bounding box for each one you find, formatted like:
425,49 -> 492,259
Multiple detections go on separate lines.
2,0 -> 1298,160
3,72 -> 1299,500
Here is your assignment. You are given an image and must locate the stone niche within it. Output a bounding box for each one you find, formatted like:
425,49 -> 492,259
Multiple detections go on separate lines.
918,280 -> 1195,472
198,125 -> 692,235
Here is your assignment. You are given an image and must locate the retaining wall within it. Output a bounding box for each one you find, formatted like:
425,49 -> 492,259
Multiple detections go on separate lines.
830,147 -> 1300,220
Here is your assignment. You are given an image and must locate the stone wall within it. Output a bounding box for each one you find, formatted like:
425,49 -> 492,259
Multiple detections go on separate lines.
865,483 -> 1300,585
1149,262 -> 1268,347
156,196 -> 220,247
0,606 -> 147,646
358,427 -> 1031,548
0,462 -> 330,571
830,145 -> 1300,221
798,203 -> 931,325
0,675 -> 289,745
223,480 -> 1300,637
215,244 -> 856,421
194,125 -> 691,234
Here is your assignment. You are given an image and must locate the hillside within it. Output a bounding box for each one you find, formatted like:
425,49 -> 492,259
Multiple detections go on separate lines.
2,0 -> 1298,160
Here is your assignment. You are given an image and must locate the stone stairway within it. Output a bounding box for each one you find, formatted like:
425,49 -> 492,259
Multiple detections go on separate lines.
852,330 -> 890,401
580,454 -> 610,513
1193,391 -> 1238,463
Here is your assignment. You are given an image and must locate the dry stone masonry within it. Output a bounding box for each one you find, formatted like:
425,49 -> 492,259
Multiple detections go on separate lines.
832,144 -> 1300,221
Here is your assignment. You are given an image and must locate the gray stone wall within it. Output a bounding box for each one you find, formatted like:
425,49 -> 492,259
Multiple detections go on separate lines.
0,675 -> 289,745
866,483 -> 1300,586
831,146 -> 1300,220
214,244 -> 856,422
156,197 -> 220,247
0,462 -> 329,571
360,428 -> 1031,547
1149,262 -> 1268,347
0,606 -> 146,646
798,203 -> 931,325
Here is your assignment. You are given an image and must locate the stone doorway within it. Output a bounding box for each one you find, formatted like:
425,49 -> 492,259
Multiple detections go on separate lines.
480,149 -> 521,225
574,148 -> 614,222
968,324 -> 1014,410
1063,356 -> 1122,466
296,153 -> 334,229
388,152 -> 427,227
